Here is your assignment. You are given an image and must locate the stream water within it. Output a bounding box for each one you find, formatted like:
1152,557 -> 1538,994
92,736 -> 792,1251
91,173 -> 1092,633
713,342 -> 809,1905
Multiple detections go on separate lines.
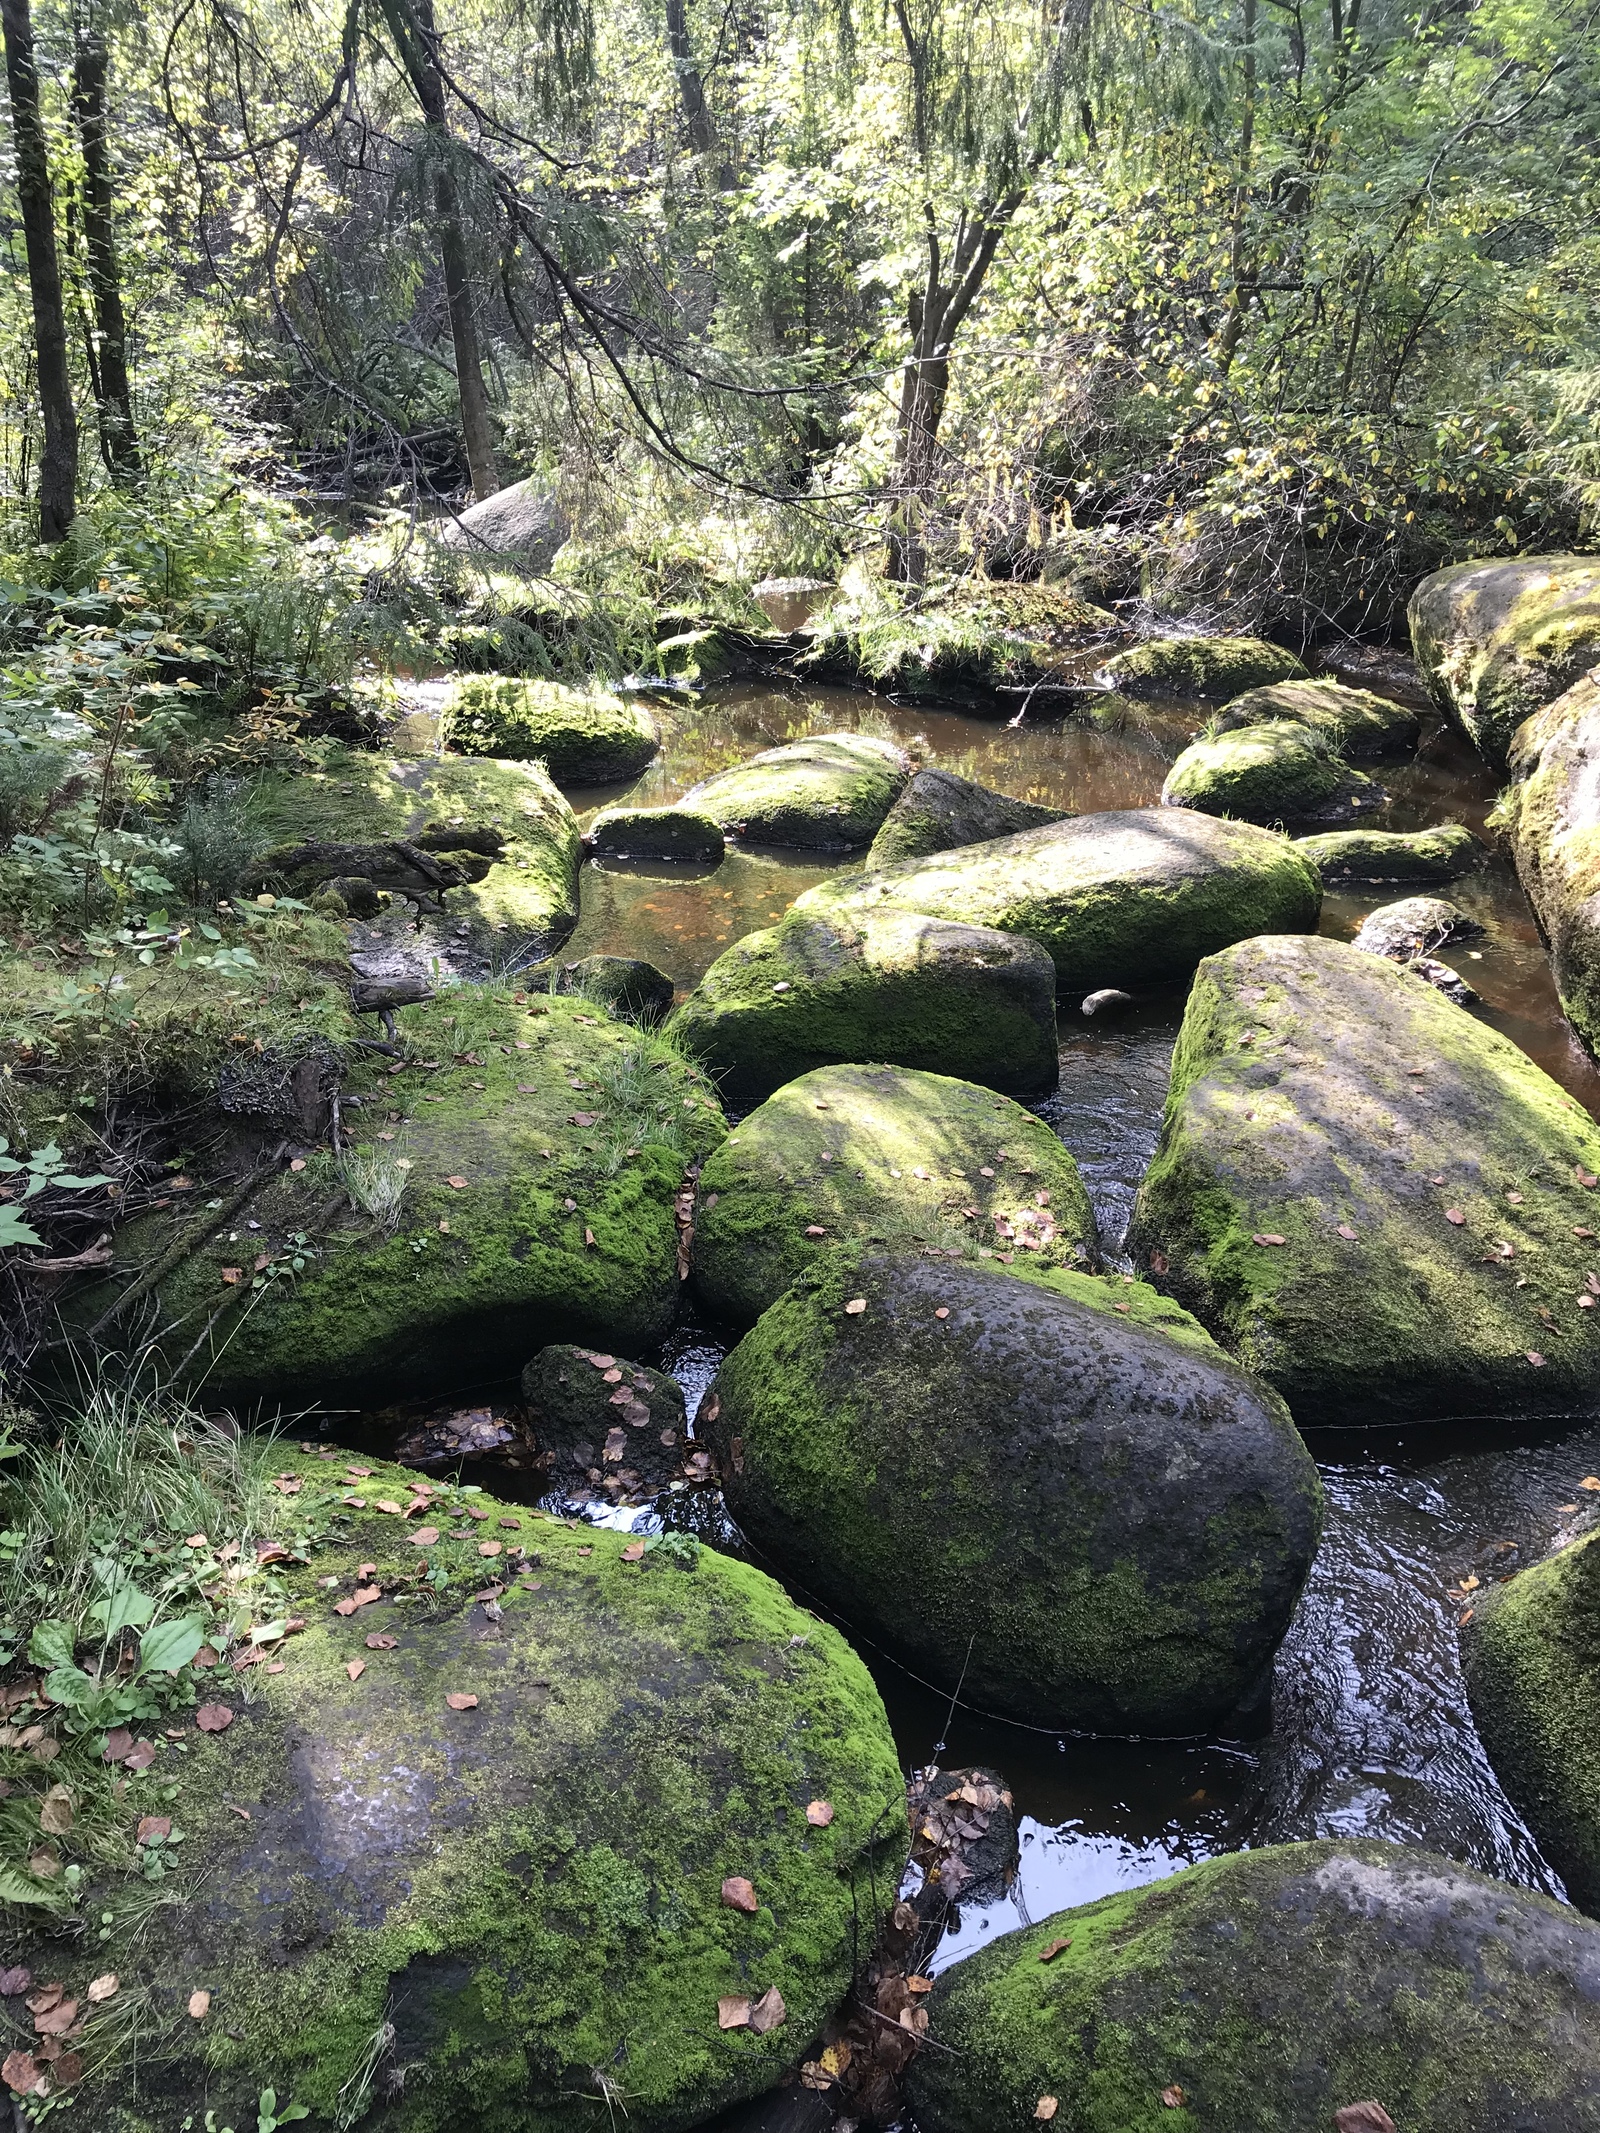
414,666 -> 1600,1958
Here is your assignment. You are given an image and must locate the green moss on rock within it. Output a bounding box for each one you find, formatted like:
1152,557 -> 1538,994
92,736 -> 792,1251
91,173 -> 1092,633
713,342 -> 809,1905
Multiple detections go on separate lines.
866,767 -> 1069,867
796,810 -> 1322,994
1210,677 -> 1420,755
64,992 -> 727,1407
1102,636 -> 1308,697
692,1064 -> 1096,1327
683,734 -> 909,850
1128,933 -> 1600,1428
699,1247 -> 1320,1732
1409,554 -> 1600,768
1293,822 -> 1484,884
588,805 -> 726,861
905,1837 -> 1600,2133
668,906 -> 1060,1109
1161,719 -> 1381,825
1496,668 -> 1600,1059
16,1445 -> 907,2133
443,676 -> 661,783
1464,1524 -> 1600,1917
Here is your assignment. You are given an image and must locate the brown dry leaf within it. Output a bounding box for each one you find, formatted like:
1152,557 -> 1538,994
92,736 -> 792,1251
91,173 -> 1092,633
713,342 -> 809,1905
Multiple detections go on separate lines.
187,1990 -> 211,2020
24,1986 -> 62,2016
194,1705 -> 233,1733
0,1969 -> 30,1997
478,1540 -> 502,1558
721,1876 -> 759,1913
1581,1476 -> 1600,1492
194,1644 -> 220,1669
136,1816 -> 171,1845
123,1741 -> 155,1770
25,1849 -> 57,1878
1445,1208 -> 1466,1225
934,1307 -> 950,1320
1528,1351 -> 1547,1367
102,1728 -> 133,1763
220,1268 -> 242,1286
38,1786 -> 73,1835
717,1996 -> 750,2031
806,1799 -> 835,1827
33,1999 -> 78,2037
1037,1937 -> 1071,1963
366,1633 -> 398,1650
1333,2107 -> 1396,2133
345,1660 -> 365,1682
907,1974 -> 934,1993
374,1499 -> 403,1515
1034,2100 -> 1058,2122
843,1298 -> 867,1316
1251,1232 -> 1286,1247
1160,2086 -> 1186,2109
445,1692 -> 478,1711
85,1975 -> 118,2004
410,1527 -> 441,1547
620,1540 -> 646,1562
803,1225 -> 827,1238
51,2050 -> 83,2089
446,1175 -> 469,1190
748,1987 -> 786,2034
1336,1223 -> 1358,1240
3,2050 -> 44,2096
346,1465 -> 372,1478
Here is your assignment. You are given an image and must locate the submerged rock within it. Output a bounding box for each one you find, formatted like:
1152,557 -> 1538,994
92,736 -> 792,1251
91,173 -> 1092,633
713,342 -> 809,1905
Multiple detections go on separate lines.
798,809 -> 1321,994
683,732 -> 909,849
445,676 -> 661,783
1162,718 -> 1384,825
905,1838 -> 1600,2133
1129,933 -> 1600,1428
552,952 -> 676,1024
669,906 -> 1060,1109
692,1064 -> 1096,1327
1351,894 -> 1483,962
1294,822 -> 1484,884
36,1445 -> 907,2133
522,1341 -> 689,1497
65,994 -> 726,1407
1410,553 -> 1600,766
865,767 -> 1069,867
1101,634 -> 1308,697
700,1248 -> 1321,1734
1497,668 -> 1600,1059
588,803 -> 726,861
1464,1523 -> 1600,1918
1210,677 -> 1420,755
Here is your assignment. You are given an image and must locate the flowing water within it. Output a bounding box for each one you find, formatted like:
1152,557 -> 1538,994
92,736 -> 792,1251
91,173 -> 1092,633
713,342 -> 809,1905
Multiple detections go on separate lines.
397,665 -> 1600,1953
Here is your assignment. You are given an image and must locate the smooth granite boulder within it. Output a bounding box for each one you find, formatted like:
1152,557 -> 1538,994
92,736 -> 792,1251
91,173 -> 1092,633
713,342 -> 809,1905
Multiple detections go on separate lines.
669,906 -> 1060,1109
1350,895 -> 1481,962
1161,719 -> 1383,825
1210,677 -> 1420,755
24,1445 -> 907,2133
1294,822 -> 1484,884
433,475 -> 570,567
692,1064 -> 1096,1327
683,733 -> 909,849
865,767 -> 1069,867
1496,668 -> 1600,1057
1129,933 -> 1600,1427
699,1249 -> 1321,1734
906,1838 -> 1600,2133
1464,1523 -> 1600,1918
1409,553 -> 1600,766
797,810 -> 1321,994
587,804 -> 727,862
445,676 -> 661,783
1101,635 -> 1308,696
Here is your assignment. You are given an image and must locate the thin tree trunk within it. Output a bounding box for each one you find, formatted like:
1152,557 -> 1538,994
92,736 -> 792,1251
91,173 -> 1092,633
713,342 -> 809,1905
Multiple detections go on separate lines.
664,0 -> 717,159
2,0 -> 78,539
377,0 -> 499,500
70,18 -> 139,483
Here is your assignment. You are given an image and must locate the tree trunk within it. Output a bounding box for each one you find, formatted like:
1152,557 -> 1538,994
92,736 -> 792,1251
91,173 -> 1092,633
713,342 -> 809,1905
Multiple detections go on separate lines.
377,0 -> 499,500
2,0 -> 78,539
70,18 -> 140,483
663,0 -> 718,161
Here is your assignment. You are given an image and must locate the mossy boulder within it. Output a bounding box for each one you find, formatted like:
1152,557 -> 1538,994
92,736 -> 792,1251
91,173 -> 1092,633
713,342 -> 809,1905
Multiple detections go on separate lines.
682,733 -> 909,850
1161,719 -> 1382,826
522,1340 -> 689,1493
588,804 -> 726,861
1409,553 -> 1600,767
1350,894 -> 1480,962
1464,1524 -> 1600,1918
552,953 -> 675,1024
30,1444 -> 907,2133
692,1064 -> 1096,1327
1101,635 -> 1308,697
865,767 -> 1069,867
444,676 -> 661,783
1294,822 -> 1484,884
1209,677 -> 1420,755
904,1837 -> 1600,2133
64,993 -> 726,1408
1128,933 -> 1600,1428
802,582 -> 1110,707
1496,669 -> 1600,1058
252,747 -> 582,957
669,906 -> 1059,1109
698,1248 -> 1321,1734
797,810 -> 1321,994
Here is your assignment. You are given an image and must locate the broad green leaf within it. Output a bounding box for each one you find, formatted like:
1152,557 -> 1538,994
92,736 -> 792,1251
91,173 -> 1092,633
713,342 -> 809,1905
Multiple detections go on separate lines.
138,1616 -> 206,1676
0,1207 -> 43,1249
28,1618 -> 76,1670
44,1663 -> 99,1708
90,1584 -> 156,1636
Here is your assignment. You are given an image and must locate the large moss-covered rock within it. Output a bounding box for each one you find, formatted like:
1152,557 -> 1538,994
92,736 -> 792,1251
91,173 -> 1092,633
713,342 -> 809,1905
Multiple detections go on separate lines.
1294,822 -> 1484,884
1496,669 -> 1600,1057
683,733 -> 909,849
802,581 -> 1111,707
865,767 -> 1069,866
588,804 -> 726,861
905,1838 -> 1600,2133
1409,553 -> 1600,766
692,1064 -> 1096,1327
699,1249 -> 1321,1733
1128,933 -> 1600,1427
35,1445 -> 906,2133
522,1340 -> 689,1494
1210,677 -> 1420,754
1464,1525 -> 1600,1918
253,747 -> 582,956
1161,719 -> 1382,825
797,810 -> 1321,994
65,993 -> 726,1407
551,952 -> 676,1024
1101,635 -> 1308,697
669,906 -> 1059,1109
444,676 -> 661,783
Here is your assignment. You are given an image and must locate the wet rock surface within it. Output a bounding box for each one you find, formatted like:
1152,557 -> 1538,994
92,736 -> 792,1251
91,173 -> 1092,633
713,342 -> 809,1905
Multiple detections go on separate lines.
1498,666 -> 1600,1059
1101,634 -> 1308,696
522,1340 -> 690,1498
1210,676 -> 1420,754
683,732 -> 910,849
866,766 -> 1069,867
1410,553 -> 1600,767
1293,821 -> 1485,883
588,803 -> 727,861
1351,894 -> 1483,961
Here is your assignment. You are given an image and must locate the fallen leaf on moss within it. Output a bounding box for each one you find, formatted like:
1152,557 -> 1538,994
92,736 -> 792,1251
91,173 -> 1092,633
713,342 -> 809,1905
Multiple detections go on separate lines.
85,1976 -> 117,2004
717,1996 -> 750,2030
843,1298 -> 867,1315
1160,2086 -> 1186,2108
479,1540 -> 502,1557
410,1527 -> 441,1547
1336,1223 -> 1357,1240
1580,1476 -> 1600,1491
1034,2100 -> 1058,2122
187,1991 -> 210,2020
748,1986 -> 786,2033
446,1176 -> 469,1190
804,1225 -> 827,1237
721,1876 -> 758,1913
1333,2107 -> 1395,2133
220,1268 -> 242,1285
136,1817 -> 170,1845
228,1805 -> 251,1820
346,1660 -> 365,1682
1527,1351 -> 1546,1367
1037,1937 -> 1071,1963
1445,1208 -> 1466,1224
3,2051 -> 44,2096
365,1633 -> 397,1650
806,1800 -> 834,1827
1251,1232 -> 1286,1247
445,1692 -> 478,1711
195,1705 -> 233,1733
38,1788 -> 72,1835
934,1307 -> 950,1320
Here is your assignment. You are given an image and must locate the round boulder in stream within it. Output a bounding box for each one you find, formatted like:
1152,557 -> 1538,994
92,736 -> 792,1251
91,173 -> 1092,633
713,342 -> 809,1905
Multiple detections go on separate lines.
699,1248 -> 1321,1734
1294,821 -> 1484,885
1162,718 -> 1383,826
905,1838 -> 1600,2133
1209,677 -> 1420,755
683,732 -> 909,849
1410,552 -> 1600,767
444,675 -> 661,783
692,1063 -> 1097,1327
523,1339 -> 689,1496
1100,634 -> 1308,696
1129,933 -> 1600,1428
866,766 -> 1070,867
32,1445 -> 907,2133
